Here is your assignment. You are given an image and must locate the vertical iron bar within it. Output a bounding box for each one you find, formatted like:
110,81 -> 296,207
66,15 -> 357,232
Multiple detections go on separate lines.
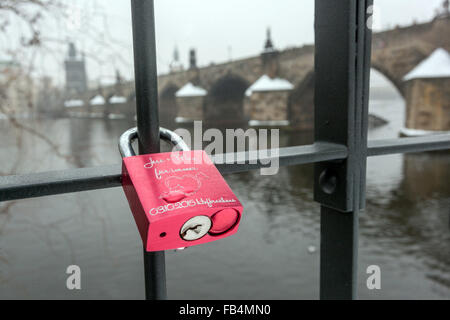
130,0 -> 167,300
314,0 -> 372,299
359,0 -> 374,209
320,207 -> 358,299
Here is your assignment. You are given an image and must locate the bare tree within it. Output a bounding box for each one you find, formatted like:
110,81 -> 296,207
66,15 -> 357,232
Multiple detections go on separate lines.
0,2 -> 129,277
0,0 -> 131,170
0,0 -> 131,220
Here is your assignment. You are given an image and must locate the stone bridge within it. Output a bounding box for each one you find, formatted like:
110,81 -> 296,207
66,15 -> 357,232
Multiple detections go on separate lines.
72,15 -> 450,130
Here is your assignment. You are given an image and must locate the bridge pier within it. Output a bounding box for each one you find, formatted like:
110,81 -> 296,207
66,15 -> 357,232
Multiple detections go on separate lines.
405,78 -> 450,132
403,48 -> 450,134
176,96 -> 204,122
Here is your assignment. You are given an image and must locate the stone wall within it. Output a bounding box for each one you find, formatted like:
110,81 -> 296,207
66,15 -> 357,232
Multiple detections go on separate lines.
176,96 -> 204,120
248,91 -> 290,121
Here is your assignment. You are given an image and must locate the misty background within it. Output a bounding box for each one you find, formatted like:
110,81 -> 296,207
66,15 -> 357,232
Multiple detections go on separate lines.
0,0 -> 444,86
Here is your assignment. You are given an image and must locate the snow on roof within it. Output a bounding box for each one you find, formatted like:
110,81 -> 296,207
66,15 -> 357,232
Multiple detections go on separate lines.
403,48 -> 450,81
109,95 -> 127,104
248,120 -> 290,127
90,95 -> 105,106
175,116 -> 195,123
245,75 -> 294,96
400,127 -> 449,137
64,99 -> 84,108
175,83 -> 207,97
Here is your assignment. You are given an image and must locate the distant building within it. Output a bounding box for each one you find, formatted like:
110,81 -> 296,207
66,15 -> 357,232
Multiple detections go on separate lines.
64,42 -> 88,95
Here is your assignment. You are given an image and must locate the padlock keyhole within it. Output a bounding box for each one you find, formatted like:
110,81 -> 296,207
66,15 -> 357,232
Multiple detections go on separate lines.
160,232 -> 167,238
191,224 -> 203,234
180,224 -> 203,238
180,216 -> 212,241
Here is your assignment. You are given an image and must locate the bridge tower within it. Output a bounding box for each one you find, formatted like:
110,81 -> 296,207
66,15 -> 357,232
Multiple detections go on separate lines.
169,46 -> 183,73
64,42 -> 88,95
189,49 -> 197,70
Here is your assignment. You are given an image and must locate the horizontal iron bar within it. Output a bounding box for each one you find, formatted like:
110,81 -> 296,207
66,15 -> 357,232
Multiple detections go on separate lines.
0,165 -> 122,202
1,135 -> 449,202
0,143 -> 346,202
212,142 -> 348,174
367,134 -> 450,156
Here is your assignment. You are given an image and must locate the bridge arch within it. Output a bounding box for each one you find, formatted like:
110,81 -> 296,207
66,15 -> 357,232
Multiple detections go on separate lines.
368,68 -> 405,129
205,73 -> 250,123
288,71 -> 315,130
371,62 -> 405,98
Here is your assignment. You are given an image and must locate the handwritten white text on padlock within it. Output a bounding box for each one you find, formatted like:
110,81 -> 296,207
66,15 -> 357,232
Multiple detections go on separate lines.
149,197 -> 237,216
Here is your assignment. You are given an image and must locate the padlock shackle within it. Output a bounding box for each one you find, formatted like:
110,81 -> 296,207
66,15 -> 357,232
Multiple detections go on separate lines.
119,127 -> 190,158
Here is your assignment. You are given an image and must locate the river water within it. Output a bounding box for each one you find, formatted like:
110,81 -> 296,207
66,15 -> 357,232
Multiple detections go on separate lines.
0,73 -> 449,299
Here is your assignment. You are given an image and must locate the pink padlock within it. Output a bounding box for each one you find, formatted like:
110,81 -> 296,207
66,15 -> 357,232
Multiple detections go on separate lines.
120,128 -> 243,252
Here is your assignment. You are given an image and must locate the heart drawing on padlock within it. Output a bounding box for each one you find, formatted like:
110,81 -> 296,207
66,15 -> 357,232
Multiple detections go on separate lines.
160,172 -> 208,203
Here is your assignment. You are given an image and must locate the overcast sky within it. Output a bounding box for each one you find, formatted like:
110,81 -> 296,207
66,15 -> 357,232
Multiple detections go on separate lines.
4,0 -> 445,87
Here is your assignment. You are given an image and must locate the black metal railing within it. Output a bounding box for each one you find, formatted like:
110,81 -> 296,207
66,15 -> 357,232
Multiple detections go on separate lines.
1,0 -> 450,300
